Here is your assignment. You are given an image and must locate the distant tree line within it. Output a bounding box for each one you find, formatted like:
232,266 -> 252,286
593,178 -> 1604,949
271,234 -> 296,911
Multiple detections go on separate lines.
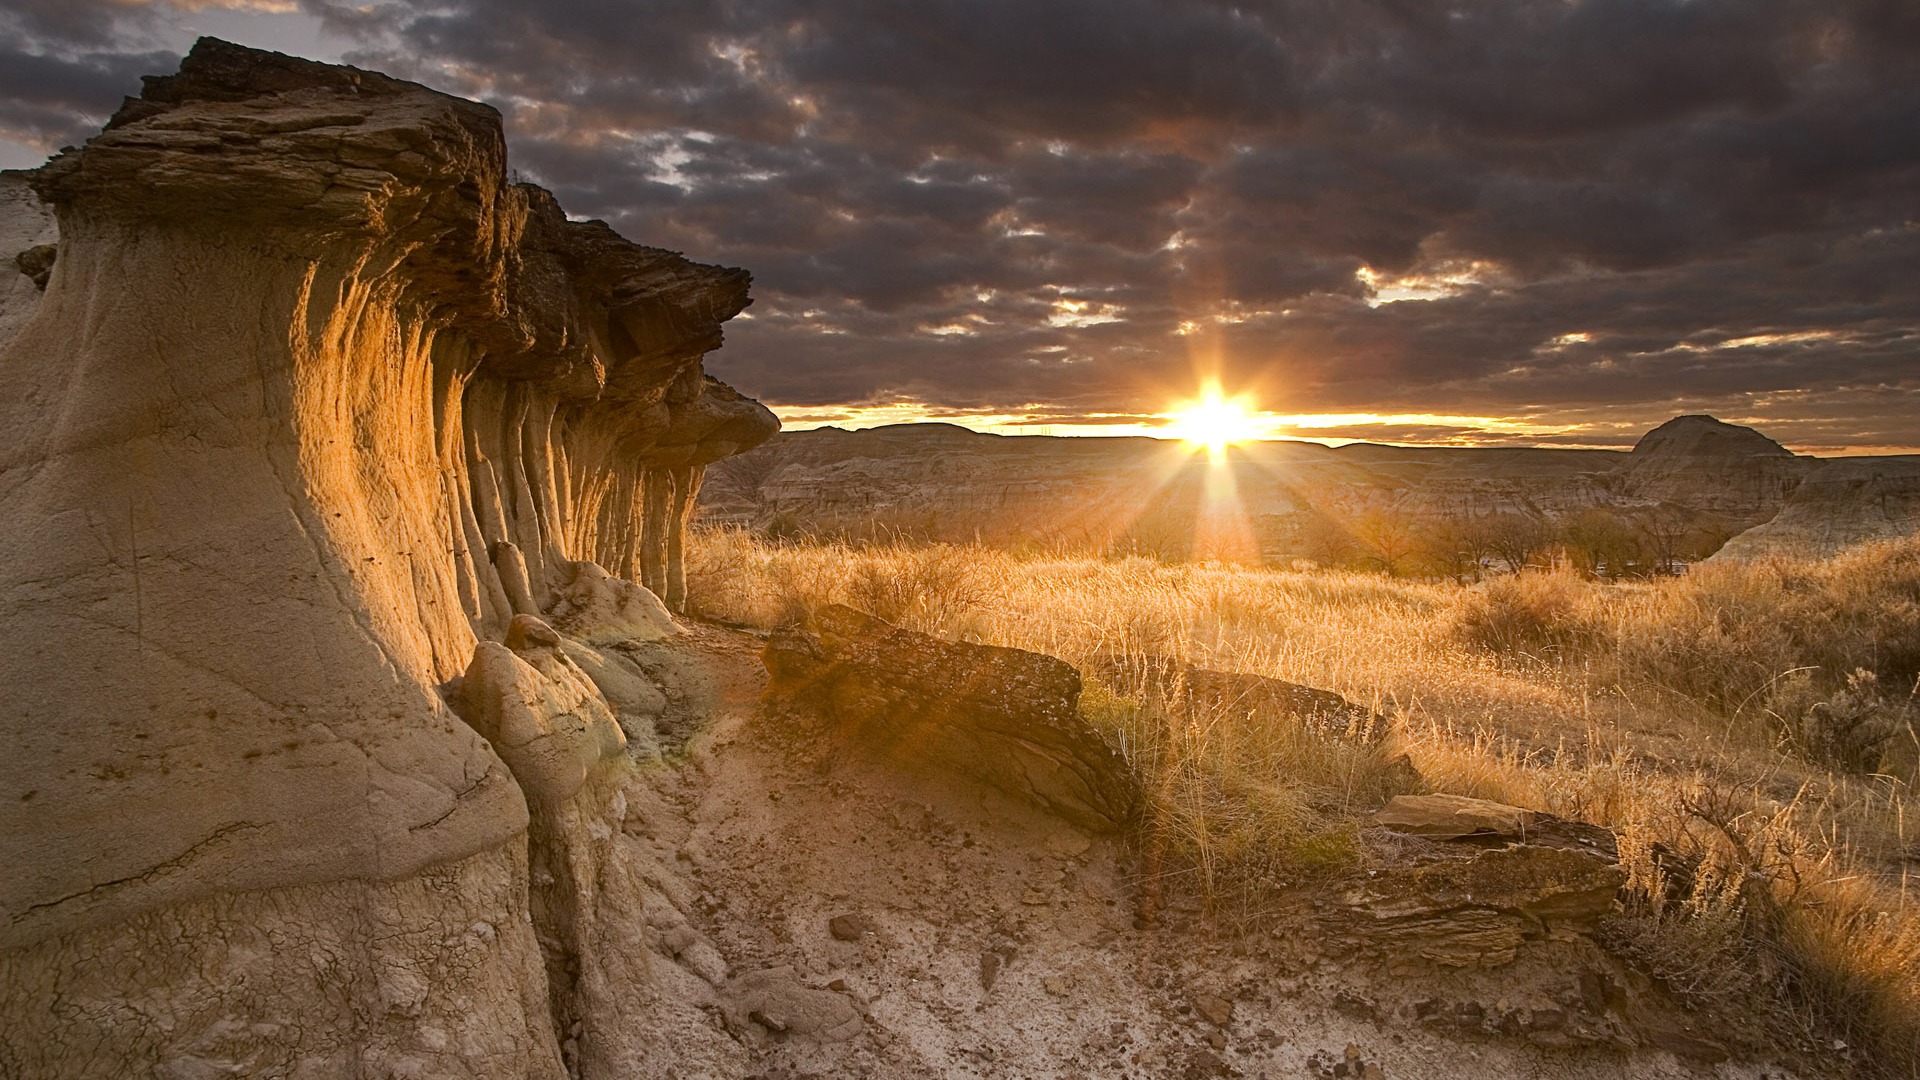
1293,505 -> 1736,580
733,495 -> 1737,582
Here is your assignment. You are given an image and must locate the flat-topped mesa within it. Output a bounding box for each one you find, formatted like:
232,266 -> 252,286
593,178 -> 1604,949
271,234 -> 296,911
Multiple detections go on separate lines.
0,37 -> 774,952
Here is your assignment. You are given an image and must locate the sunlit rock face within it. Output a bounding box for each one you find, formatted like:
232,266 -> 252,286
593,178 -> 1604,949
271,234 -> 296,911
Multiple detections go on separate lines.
0,38 -> 772,1075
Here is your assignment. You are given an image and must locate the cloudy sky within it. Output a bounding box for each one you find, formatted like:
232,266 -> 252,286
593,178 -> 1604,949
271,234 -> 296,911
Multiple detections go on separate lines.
4,1 -> 1917,452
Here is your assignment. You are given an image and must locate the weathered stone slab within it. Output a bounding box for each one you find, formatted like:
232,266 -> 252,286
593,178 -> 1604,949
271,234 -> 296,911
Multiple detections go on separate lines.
764,605 -> 1139,832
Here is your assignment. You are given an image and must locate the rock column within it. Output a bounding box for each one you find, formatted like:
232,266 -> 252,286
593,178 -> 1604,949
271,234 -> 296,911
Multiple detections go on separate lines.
640,468 -> 671,597
665,464 -> 704,613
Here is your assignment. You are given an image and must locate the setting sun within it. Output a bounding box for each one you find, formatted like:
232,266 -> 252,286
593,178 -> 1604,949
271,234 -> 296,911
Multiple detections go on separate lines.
1162,385 -> 1264,455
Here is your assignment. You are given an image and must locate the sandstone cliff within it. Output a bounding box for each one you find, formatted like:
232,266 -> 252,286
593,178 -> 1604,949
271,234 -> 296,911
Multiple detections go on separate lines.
0,39 -> 773,1077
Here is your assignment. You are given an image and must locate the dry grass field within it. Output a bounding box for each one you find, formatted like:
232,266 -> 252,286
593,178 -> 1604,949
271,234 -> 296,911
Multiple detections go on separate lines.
688,528 -> 1920,1073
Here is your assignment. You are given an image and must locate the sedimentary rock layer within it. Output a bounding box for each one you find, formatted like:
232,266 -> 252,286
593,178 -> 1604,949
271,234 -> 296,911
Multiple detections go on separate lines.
0,39 -> 773,1075
764,605 -> 1141,832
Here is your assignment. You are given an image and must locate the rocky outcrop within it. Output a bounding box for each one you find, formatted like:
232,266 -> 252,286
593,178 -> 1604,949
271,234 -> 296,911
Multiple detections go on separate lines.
1712,455 -> 1920,560
1347,795 -> 1624,968
763,604 -> 1140,832
0,39 -> 772,1077
1616,415 -> 1811,525
1180,667 -> 1390,741
459,615 -> 631,807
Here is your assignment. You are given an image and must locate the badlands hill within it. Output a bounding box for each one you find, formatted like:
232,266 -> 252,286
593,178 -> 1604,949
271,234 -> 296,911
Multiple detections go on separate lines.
702,415 -> 1920,563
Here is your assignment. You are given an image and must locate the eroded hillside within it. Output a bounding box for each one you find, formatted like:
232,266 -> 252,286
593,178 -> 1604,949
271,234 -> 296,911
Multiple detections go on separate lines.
702,416 -> 1920,564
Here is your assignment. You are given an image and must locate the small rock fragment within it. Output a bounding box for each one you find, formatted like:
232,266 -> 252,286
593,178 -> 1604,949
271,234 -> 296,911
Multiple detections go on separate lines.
1180,1048 -> 1232,1078
1190,992 -> 1234,1027
829,914 -> 867,941
980,951 -> 1004,990
16,244 -> 55,290
1047,830 -> 1093,858
504,612 -> 562,651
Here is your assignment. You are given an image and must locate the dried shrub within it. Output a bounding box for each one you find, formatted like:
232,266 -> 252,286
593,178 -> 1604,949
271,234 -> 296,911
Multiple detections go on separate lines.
1449,567 -> 1601,657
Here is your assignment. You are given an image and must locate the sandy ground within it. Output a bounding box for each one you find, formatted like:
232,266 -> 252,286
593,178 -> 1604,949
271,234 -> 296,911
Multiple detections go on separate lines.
615,623 -> 1807,1080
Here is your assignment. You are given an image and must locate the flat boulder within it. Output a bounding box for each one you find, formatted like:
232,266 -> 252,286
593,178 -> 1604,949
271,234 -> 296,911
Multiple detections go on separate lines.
1183,667 -> 1389,741
763,605 -> 1139,832
1374,794 -> 1540,839
1091,653 -> 1389,742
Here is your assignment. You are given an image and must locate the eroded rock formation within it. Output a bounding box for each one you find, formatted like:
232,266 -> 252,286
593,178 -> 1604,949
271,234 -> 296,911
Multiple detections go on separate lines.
0,39 -> 772,1076
1615,415 -> 1810,526
1350,795 -> 1626,969
763,605 -> 1142,833
1712,455 -> 1920,560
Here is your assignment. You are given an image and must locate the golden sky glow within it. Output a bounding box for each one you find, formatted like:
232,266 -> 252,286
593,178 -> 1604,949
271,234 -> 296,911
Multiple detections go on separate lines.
773,403 -> 1622,446
4,5 -> 1915,456
768,403 -> 1920,456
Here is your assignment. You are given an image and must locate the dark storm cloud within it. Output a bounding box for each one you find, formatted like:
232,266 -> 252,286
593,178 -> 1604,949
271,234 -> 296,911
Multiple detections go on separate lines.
0,47 -> 178,147
6,0 -> 1918,447
2,0 -> 157,49
0,0 -> 181,149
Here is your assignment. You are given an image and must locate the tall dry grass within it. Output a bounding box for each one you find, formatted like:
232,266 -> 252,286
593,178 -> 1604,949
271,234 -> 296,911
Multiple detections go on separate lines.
687,528 -> 1920,1071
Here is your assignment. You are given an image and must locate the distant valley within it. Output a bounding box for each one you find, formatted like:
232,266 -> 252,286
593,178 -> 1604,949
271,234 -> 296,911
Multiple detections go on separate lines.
701,415 -> 1920,571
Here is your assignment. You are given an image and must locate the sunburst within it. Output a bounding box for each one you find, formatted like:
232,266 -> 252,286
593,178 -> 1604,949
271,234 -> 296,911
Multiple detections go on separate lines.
1162,383 -> 1263,458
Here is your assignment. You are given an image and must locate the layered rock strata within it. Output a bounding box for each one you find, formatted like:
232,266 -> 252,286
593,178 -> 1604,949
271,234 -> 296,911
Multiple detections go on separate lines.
1350,795 -> 1626,968
0,39 -> 772,1077
1712,455 -> 1920,559
1614,415 -> 1811,525
763,605 -> 1141,832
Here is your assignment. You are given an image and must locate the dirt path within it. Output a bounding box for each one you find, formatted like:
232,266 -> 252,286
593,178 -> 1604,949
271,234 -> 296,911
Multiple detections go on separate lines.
617,624 -> 1790,1080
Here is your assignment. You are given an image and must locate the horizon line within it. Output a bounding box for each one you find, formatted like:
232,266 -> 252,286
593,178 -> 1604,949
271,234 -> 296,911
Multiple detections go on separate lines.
768,410 -> 1920,459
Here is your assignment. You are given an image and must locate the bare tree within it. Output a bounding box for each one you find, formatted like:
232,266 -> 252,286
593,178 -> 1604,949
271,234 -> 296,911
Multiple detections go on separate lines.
1565,509 -> 1647,579
1634,504 -> 1695,575
1418,514 -> 1491,582
1480,512 -> 1558,573
1300,509 -> 1359,569
1351,508 -> 1421,577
